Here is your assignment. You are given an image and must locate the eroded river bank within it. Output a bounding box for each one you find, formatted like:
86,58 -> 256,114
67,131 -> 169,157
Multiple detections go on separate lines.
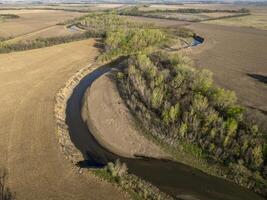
65,64 -> 264,200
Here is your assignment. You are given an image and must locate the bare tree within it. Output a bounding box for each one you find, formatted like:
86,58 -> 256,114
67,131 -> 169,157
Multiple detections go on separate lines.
0,168 -> 15,200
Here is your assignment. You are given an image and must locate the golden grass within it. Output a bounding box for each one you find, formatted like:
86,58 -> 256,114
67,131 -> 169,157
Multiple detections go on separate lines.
139,3 -> 243,11
4,25 -> 77,44
0,10 -> 84,38
203,7 -> 267,30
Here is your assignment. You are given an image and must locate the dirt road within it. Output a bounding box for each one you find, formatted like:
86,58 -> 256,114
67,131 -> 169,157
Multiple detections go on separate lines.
0,40 -> 126,200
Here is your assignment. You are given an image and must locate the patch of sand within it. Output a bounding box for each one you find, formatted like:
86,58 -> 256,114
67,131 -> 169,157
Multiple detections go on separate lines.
82,72 -> 167,159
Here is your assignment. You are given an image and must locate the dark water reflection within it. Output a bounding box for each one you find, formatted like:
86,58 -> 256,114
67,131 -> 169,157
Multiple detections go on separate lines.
192,35 -> 204,46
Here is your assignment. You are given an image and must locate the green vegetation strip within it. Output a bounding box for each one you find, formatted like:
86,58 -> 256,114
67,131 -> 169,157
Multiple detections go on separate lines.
92,160 -> 173,200
115,52 -> 266,196
0,13 -> 19,24
87,12 -> 266,197
54,12 -> 267,197
3,11 -> 265,197
118,6 -> 250,22
0,14 -> 19,19
0,12 -> 192,54
0,31 -> 99,54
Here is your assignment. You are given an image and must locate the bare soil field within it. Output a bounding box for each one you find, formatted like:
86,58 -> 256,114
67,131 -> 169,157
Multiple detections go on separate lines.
5,25 -> 78,44
140,3 -> 245,11
0,39 -> 127,200
204,6 -> 267,30
0,9 -> 84,39
145,11 -> 237,22
188,23 -> 267,131
121,3 -> 250,23
104,15 -> 267,133
0,3 -> 124,12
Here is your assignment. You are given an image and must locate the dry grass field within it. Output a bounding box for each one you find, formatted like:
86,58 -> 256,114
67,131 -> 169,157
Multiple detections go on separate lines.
139,3 -> 244,11
130,9 -> 267,132
0,39 -> 127,200
0,2 -> 266,199
0,3 -> 124,12
204,6 -> 267,30
122,3 -> 250,22
0,9 -> 84,39
143,11 -> 237,21
5,25 -> 79,44
188,23 -> 267,131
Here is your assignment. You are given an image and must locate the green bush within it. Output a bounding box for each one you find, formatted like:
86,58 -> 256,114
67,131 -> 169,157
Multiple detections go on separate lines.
226,106 -> 244,121
101,28 -> 166,61
151,86 -> 164,109
162,103 -> 180,124
117,51 -> 266,194
107,159 -> 128,180
118,6 -> 250,22
0,14 -> 19,19
0,31 -> 98,54
224,118 -> 238,137
210,88 -> 237,110
192,69 -> 213,93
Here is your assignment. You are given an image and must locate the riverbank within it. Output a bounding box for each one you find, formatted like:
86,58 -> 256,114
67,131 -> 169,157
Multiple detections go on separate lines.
55,60 -> 173,200
0,39 -> 128,200
115,52 -> 266,197
81,72 -> 168,159
68,62 -> 264,200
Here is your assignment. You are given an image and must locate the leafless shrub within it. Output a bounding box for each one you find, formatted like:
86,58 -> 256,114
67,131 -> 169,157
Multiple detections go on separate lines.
0,168 -> 15,200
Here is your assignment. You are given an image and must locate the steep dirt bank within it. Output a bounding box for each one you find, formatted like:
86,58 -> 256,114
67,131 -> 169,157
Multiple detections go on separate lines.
75,62 -> 265,200
0,39 -> 127,200
81,72 -> 167,158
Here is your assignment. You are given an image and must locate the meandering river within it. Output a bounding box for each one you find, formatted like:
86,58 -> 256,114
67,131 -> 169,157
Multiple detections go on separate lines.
65,65 -> 264,200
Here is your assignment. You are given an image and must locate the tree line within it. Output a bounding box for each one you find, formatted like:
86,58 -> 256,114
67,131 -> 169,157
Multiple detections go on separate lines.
98,17 -> 266,196
116,52 -> 266,196
0,31 -> 99,54
0,14 -> 19,19
117,6 -> 250,22
0,12 -> 192,54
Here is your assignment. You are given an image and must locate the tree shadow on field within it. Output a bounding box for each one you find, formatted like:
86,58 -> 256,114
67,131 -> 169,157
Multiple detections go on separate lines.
0,168 -> 16,200
93,39 -> 105,54
247,73 -> 267,84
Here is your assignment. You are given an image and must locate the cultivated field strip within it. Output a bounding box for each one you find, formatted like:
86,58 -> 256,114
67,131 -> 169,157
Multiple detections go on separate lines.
0,39 -> 126,200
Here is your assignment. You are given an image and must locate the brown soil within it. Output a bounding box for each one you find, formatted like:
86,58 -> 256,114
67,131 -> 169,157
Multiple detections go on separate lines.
5,25 -> 78,44
188,23 -> 267,131
140,3 -> 245,11
0,39 -> 127,200
82,72 -> 167,159
0,10 -> 84,38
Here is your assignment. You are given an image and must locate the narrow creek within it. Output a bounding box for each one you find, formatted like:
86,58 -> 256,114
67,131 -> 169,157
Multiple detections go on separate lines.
192,35 -> 204,46
65,64 -> 264,200
67,25 -> 82,33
